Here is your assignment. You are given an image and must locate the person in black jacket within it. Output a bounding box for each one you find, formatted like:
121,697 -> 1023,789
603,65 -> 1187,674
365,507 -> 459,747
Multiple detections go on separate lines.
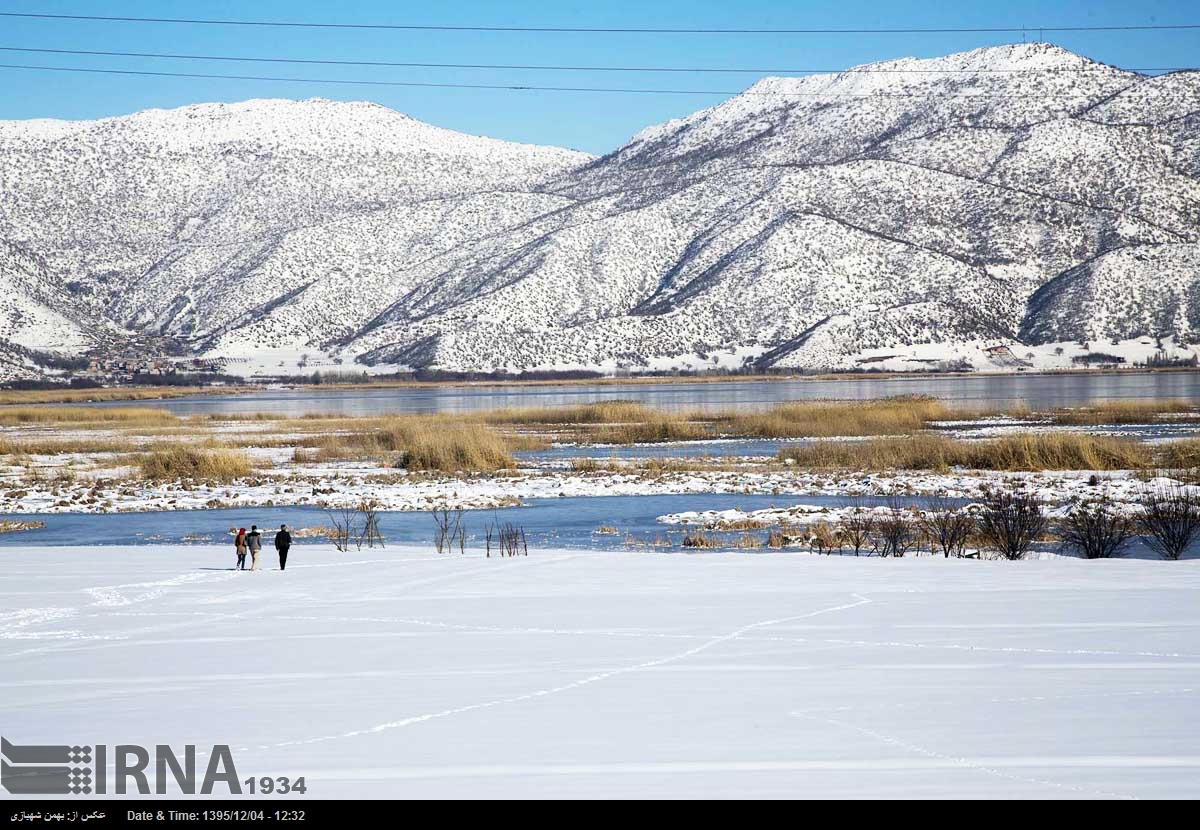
275,524 -> 292,571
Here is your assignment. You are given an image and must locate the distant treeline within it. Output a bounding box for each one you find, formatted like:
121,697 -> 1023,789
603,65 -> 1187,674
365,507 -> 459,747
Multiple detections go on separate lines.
277,369 -> 608,385
1,372 -> 239,392
1,377 -> 103,391
128,372 -> 243,387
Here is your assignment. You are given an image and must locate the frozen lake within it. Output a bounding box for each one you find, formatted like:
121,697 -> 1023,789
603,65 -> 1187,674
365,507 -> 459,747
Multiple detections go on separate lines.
59,371 -> 1200,417
2,546 -> 1198,799
0,494 -> 913,550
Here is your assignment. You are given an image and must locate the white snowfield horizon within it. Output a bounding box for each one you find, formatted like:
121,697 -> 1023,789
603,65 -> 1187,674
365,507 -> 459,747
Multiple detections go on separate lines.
2,545 -> 1200,799
0,41 -> 1198,380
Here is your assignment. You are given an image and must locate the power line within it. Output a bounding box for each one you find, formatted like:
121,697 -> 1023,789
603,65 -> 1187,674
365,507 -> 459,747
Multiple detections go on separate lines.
0,45 -> 1188,75
0,62 -> 1179,97
1,11 -> 1198,34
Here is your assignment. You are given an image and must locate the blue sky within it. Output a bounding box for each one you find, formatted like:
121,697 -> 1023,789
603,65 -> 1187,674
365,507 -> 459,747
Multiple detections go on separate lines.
0,1 -> 1196,153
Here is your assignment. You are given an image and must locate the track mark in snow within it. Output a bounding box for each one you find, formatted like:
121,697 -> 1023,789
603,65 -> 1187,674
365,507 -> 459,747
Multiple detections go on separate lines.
792,711 -> 1138,800
791,686 -> 1199,718
0,607 -> 88,641
817,635 -> 1194,660
85,571 -> 238,607
257,594 -> 873,751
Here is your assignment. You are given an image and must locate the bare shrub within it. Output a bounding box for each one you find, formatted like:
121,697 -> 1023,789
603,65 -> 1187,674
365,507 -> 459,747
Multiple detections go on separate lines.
431,504 -> 466,555
326,506 -> 358,553
1138,481 -> 1200,560
355,498 -> 386,549
977,490 -> 1048,561
919,495 -> 976,558
839,502 -> 876,557
766,529 -> 788,549
873,498 -> 918,558
1057,499 -> 1135,560
486,516 -> 528,557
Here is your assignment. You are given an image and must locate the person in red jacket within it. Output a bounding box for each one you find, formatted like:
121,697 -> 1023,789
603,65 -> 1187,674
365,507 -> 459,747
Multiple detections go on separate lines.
233,527 -> 248,570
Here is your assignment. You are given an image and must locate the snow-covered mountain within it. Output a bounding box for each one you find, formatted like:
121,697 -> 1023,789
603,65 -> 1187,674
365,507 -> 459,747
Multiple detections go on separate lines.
1,43 -> 1198,378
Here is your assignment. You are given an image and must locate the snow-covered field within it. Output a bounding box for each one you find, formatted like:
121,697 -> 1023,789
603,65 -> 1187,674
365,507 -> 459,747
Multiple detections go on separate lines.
3,546 -> 1199,799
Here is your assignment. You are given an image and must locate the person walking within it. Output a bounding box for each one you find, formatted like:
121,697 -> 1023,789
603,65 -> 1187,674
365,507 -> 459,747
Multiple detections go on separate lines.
234,527 -> 248,570
247,525 -> 263,571
275,524 -> 292,571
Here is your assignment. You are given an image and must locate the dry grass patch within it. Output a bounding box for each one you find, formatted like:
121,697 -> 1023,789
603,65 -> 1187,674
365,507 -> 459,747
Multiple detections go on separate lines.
718,396 -> 953,438
1048,400 -> 1197,425
0,387 -> 224,406
481,400 -> 709,445
781,433 -> 1155,472
482,400 -> 655,425
137,444 -> 255,481
0,437 -> 136,456
376,418 -> 515,472
1158,439 -> 1200,470
590,415 -> 710,444
287,417 -> 514,472
0,406 -> 178,427
681,532 -> 722,549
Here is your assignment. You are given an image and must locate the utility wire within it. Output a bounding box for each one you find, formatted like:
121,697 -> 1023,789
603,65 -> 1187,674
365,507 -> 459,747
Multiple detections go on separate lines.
0,62 -> 1183,97
0,45 -> 1189,74
1,11 -> 1198,34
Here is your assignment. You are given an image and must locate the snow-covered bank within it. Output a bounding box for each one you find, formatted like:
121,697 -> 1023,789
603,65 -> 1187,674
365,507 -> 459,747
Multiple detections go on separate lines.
0,466 -> 1182,514
3,545 -> 1199,799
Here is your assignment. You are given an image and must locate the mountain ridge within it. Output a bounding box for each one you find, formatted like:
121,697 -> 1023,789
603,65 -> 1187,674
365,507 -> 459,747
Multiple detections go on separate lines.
0,43 -> 1197,379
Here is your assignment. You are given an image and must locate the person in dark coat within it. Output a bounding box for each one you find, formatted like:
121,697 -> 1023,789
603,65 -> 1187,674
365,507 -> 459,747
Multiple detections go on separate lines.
275,524 -> 292,571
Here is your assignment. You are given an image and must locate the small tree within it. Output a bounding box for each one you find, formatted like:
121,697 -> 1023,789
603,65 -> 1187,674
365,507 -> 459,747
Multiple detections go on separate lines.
919,495 -> 976,558
1058,499 -> 1135,559
977,490 -> 1047,561
1139,481 -> 1200,560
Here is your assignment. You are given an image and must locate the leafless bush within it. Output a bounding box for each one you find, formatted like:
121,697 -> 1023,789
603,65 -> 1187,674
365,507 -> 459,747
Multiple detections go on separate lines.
432,504 -> 466,555
354,498 -> 386,549
977,490 -> 1047,561
919,495 -> 976,558
328,500 -> 388,552
840,501 -> 876,557
1057,499 -> 1135,559
486,515 -> 527,557
1138,481 -> 1200,561
326,505 -> 358,553
873,498 -> 918,558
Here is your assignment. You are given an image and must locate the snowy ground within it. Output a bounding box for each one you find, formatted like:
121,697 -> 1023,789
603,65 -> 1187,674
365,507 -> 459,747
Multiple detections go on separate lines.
3,545 -> 1199,799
